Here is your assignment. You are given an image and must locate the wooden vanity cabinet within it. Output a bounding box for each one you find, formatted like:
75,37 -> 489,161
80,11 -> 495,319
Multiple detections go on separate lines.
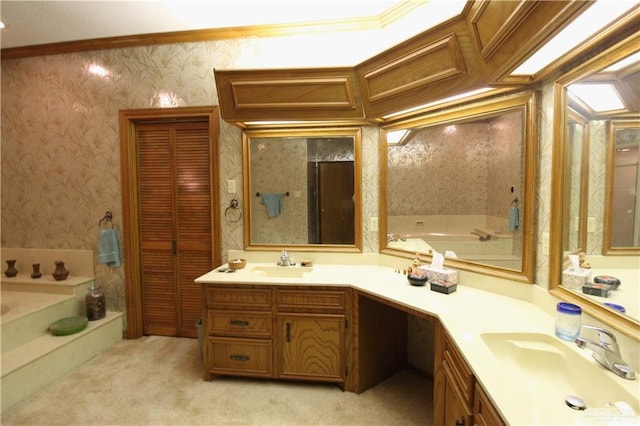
203,285 -> 273,380
434,323 -> 505,426
276,288 -> 346,383
203,284 -> 350,388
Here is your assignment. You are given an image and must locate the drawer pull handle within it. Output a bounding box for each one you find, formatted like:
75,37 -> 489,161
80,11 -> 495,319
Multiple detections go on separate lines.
230,354 -> 250,361
286,322 -> 291,342
229,320 -> 249,327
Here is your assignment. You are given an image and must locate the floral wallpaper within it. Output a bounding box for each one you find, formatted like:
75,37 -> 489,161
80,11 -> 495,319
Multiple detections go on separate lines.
249,137 -> 308,244
387,111 -> 522,218
1,36 -> 556,314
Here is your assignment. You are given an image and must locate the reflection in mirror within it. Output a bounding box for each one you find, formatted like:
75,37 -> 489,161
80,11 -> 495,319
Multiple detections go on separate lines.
563,109 -> 589,255
381,91 -> 538,283
550,34 -> 640,339
243,128 -> 362,251
604,121 -> 640,251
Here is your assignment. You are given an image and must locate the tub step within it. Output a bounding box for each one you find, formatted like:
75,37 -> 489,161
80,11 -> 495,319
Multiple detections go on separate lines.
1,293 -> 77,354
0,311 -> 123,413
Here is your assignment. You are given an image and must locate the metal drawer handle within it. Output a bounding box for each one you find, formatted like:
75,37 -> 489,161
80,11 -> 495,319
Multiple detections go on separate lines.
230,320 -> 249,327
230,354 -> 250,361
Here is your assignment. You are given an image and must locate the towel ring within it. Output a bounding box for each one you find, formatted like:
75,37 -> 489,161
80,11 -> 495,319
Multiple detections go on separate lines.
224,199 -> 242,223
99,210 -> 114,228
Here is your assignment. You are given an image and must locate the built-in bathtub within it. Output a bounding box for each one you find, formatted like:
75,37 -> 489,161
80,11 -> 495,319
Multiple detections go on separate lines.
0,248 -> 124,413
387,215 -> 519,268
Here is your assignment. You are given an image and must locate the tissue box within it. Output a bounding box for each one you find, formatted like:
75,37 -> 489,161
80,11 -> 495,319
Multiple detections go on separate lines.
563,268 -> 590,290
420,266 -> 458,285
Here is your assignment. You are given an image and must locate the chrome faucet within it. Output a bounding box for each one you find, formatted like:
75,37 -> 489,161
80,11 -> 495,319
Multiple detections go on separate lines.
277,250 -> 291,266
575,325 -> 636,380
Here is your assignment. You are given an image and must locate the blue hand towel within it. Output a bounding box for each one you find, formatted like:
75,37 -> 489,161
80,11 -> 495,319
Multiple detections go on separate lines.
509,205 -> 519,232
260,193 -> 283,218
98,229 -> 121,267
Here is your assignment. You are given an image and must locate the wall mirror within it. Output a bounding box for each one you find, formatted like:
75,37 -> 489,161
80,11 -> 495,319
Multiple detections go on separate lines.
243,127 -> 362,252
380,91 -> 538,283
563,108 -> 590,255
604,120 -> 640,253
550,33 -> 640,339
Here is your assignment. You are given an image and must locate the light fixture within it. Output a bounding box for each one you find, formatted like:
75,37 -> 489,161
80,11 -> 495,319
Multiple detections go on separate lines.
567,83 -> 625,112
383,87 -> 493,120
386,129 -> 410,145
511,1 -> 639,75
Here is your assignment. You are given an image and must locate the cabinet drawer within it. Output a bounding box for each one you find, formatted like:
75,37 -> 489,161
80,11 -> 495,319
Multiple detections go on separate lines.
206,286 -> 271,310
208,337 -> 272,376
208,310 -> 272,338
443,333 -> 474,406
277,289 -> 345,312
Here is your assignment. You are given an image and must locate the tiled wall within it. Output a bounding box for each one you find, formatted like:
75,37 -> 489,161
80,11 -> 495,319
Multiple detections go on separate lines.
0,38 -> 553,313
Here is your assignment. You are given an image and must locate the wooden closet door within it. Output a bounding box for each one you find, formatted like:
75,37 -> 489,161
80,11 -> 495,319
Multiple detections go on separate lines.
136,121 -> 212,338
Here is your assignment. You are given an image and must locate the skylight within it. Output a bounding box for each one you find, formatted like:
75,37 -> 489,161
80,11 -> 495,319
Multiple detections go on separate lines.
567,84 -> 625,112
511,1 -> 639,75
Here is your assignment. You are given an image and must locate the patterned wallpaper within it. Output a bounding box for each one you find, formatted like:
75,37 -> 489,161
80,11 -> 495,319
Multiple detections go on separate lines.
0,37 -> 555,314
387,111 -> 522,218
249,137 -> 308,244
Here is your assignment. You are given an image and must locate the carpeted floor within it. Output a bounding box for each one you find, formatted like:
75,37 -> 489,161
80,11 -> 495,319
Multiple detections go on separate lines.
2,335 -> 433,425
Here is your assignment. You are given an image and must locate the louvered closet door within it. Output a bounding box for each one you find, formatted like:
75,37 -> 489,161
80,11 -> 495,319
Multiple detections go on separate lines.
136,121 -> 212,338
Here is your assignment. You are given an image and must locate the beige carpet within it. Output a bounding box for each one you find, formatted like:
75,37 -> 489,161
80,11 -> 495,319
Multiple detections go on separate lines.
2,335 -> 433,425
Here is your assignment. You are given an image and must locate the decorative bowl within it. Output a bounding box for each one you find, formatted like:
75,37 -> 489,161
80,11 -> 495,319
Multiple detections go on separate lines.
407,274 -> 428,287
228,258 -> 247,270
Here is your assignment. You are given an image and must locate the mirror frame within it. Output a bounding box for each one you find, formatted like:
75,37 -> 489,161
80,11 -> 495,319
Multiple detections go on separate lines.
379,90 -> 539,283
603,120 -> 640,254
563,108 -> 590,255
242,127 -> 363,252
549,34 -> 640,341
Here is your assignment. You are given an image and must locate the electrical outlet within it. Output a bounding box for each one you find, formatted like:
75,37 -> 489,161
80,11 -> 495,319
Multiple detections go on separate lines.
369,217 -> 378,232
227,179 -> 236,194
588,217 -> 596,233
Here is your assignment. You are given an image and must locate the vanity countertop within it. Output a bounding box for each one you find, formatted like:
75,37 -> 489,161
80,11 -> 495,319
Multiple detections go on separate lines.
196,262 -> 640,425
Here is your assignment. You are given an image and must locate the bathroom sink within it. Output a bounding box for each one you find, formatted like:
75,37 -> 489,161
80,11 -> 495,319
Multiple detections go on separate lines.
247,265 -> 313,278
480,332 -> 638,411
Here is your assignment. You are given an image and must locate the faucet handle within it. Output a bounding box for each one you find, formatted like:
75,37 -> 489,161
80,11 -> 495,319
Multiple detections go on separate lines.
580,324 -> 619,353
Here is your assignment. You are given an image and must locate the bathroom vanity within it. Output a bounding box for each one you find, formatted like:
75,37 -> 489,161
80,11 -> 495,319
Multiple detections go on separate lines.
197,261 -> 640,425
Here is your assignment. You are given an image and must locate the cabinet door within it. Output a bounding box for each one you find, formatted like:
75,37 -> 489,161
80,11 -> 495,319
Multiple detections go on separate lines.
474,383 -> 506,426
444,362 -> 473,426
278,313 -> 345,382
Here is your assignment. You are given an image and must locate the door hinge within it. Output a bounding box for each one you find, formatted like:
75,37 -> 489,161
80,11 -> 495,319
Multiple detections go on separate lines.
345,366 -> 349,377
345,319 -> 348,329
172,240 -> 177,255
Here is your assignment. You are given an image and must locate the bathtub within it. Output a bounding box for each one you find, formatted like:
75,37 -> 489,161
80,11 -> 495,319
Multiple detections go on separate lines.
399,231 -> 513,256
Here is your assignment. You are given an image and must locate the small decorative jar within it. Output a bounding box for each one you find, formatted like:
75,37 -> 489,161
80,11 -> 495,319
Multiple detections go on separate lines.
85,285 -> 106,321
31,263 -> 42,279
4,259 -> 18,277
52,260 -> 69,281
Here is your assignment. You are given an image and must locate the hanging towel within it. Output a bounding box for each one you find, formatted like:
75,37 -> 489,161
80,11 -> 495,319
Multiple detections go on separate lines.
509,205 -> 520,232
98,229 -> 121,267
260,193 -> 283,218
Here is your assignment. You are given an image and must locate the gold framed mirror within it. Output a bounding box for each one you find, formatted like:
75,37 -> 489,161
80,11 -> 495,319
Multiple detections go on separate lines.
604,120 -> 640,254
563,108 -> 590,255
243,127 -> 362,252
549,32 -> 640,340
380,90 -> 539,283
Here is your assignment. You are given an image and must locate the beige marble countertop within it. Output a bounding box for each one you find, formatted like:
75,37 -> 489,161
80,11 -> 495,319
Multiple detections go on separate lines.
196,262 -> 640,425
